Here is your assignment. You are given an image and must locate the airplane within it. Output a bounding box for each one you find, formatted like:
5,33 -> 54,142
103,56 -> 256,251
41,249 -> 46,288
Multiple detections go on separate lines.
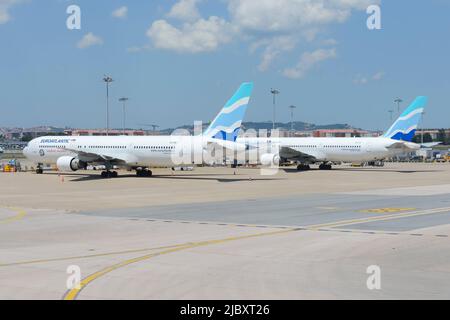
23,82 -> 254,177
237,96 -> 428,170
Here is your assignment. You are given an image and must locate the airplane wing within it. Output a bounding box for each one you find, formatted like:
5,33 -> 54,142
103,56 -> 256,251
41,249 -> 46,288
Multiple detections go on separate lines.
386,141 -> 420,151
64,148 -> 134,165
206,138 -> 247,152
279,146 -> 317,163
421,142 -> 441,148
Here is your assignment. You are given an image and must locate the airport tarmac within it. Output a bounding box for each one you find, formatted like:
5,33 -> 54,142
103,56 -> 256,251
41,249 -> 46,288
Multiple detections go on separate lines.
1,163 -> 450,299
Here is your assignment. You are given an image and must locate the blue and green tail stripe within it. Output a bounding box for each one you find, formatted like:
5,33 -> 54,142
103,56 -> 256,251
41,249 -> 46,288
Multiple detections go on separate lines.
203,82 -> 254,142
384,96 -> 428,142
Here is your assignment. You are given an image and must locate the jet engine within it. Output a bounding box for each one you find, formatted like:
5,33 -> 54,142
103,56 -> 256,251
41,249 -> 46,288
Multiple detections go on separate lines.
56,156 -> 87,172
260,153 -> 280,167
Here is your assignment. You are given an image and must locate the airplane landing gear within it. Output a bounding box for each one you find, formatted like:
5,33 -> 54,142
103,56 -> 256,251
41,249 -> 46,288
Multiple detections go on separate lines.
136,168 -> 153,177
101,171 -> 118,178
319,163 -> 332,170
36,164 -> 43,174
297,164 -> 311,171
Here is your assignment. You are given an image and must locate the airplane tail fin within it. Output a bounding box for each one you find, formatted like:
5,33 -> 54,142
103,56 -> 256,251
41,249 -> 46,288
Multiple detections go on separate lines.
203,82 -> 254,142
383,96 -> 428,142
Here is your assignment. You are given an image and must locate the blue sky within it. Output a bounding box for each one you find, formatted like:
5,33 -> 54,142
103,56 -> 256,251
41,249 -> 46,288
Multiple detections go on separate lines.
0,0 -> 449,131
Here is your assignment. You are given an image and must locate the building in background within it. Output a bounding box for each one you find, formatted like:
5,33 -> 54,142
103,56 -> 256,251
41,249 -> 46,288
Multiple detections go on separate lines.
63,129 -> 149,136
313,129 -> 381,138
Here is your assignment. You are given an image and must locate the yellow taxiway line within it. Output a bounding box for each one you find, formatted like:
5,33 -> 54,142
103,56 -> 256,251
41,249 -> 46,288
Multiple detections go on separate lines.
0,243 -> 195,268
63,206 -> 450,300
62,228 -> 294,300
0,207 -> 26,224
307,206 -> 450,230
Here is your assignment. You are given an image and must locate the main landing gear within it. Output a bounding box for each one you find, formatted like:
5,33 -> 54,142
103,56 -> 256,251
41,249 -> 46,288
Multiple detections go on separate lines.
101,171 -> 118,178
35,164 -> 44,174
319,163 -> 332,170
297,164 -> 311,171
136,168 -> 153,177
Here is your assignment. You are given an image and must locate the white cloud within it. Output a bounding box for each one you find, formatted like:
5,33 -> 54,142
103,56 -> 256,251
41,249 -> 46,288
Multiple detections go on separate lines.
322,38 -> 339,46
167,0 -> 201,22
112,6 -> 128,19
147,17 -> 234,53
372,71 -> 385,81
283,48 -> 337,79
254,36 -> 297,72
229,0 -> 345,32
0,0 -> 23,24
353,74 -> 368,85
144,0 -> 378,73
127,46 -> 142,53
354,71 -> 385,85
77,32 -> 104,49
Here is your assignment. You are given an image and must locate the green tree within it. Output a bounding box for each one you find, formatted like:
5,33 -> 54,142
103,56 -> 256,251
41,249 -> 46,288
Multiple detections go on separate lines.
412,133 -> 433,143
21,134 -> 33,142
437,129 -> 446,143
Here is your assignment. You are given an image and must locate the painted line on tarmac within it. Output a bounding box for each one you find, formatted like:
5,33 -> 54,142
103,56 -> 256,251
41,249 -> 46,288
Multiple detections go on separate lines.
360,207 -> 416,214
307,206 -> 450,230
62,228 -> 297,300
0,243 -> 194,268
62,207 -> 450,300
0,207 -> 26,224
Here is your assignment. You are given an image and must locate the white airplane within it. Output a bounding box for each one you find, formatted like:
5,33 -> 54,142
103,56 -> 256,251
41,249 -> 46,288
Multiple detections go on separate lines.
238,96 -> 428,170
23,83 -> 254,177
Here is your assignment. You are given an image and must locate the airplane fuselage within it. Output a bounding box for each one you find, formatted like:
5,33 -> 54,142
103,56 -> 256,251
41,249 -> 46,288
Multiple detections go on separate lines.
237,137 -> 417,163
24,135 -> 418,171
23,136 -> 205,168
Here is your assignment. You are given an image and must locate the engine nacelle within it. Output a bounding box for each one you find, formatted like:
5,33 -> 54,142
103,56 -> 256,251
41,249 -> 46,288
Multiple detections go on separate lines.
56,156 -> 86,172
260,153 -> 280,167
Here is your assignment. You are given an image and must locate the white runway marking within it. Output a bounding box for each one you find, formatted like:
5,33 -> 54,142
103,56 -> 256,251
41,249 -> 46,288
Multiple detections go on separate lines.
341,184 -> 450,196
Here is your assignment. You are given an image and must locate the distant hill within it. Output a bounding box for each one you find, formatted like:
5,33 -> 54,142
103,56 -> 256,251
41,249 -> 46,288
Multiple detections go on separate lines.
158,121 -> 355,134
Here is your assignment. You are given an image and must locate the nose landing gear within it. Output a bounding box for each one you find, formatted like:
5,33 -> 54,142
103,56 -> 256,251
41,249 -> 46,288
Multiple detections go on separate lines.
36,164 -> 44,174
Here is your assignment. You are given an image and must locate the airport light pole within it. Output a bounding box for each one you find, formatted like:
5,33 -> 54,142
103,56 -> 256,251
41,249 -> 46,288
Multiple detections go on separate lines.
289,105 -> 296,136
394,97 -> 403,114
270,88 -> 280,132
119,97 -> 129,135
103,75 -> 114,136
421,112 -> 426,145
388,110 -> 394,122
151,125 -> 160,133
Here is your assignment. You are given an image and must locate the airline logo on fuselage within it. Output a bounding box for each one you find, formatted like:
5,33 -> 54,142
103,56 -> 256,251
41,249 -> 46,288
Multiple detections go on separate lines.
40,138 -> 71,144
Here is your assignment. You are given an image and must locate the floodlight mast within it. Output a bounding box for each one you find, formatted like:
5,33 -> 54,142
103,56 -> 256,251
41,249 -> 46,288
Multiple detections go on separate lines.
103,75 -> 114,136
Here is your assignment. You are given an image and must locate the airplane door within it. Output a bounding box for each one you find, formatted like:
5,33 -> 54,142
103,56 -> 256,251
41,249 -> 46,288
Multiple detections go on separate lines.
365,141 -> 372,153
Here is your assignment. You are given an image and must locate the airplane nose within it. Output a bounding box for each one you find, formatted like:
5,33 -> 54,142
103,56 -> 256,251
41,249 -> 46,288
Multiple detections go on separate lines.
23,146 -> 30,157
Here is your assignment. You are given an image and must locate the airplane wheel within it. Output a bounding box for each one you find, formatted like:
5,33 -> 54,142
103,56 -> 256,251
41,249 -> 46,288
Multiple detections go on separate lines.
136,169 -> 152,177
297,164 -> 311,171
319,164 -> 332,170
112,171 -> 118,178
36,168 -> 43,174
